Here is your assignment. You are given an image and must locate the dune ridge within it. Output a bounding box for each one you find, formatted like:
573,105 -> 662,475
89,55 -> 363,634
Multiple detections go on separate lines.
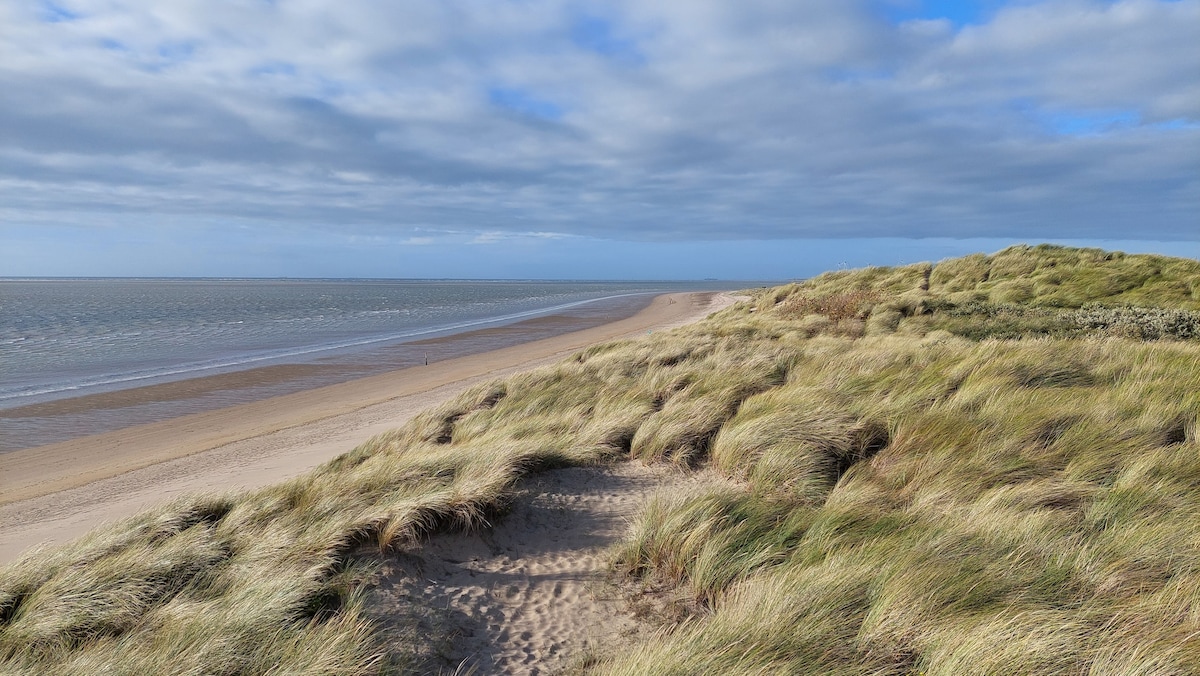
2,245 -> 1199,675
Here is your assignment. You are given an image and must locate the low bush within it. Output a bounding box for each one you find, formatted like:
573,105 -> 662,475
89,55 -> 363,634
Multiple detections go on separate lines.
1074,304 -> 1200,340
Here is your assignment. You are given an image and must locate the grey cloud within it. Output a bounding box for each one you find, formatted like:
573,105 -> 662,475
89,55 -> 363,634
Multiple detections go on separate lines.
1,0 -> 1196,242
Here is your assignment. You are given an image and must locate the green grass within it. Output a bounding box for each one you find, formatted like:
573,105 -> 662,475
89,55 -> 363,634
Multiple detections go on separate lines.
2,244 -> 1198,675
598,335 -> 1200,675
755,244 -> 1200,342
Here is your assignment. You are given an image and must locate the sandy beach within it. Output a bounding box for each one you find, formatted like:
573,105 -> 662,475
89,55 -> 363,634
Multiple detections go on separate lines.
0,291 -> 732,564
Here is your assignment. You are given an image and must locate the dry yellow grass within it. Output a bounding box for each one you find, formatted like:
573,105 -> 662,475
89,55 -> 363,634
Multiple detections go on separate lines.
2,244 -> 1198,675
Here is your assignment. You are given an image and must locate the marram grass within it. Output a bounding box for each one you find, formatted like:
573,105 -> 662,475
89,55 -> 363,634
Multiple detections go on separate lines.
1,244 -> 1198,675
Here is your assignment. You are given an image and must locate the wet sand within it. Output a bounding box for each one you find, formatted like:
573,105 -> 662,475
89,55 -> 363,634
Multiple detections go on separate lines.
0,294 -> 655,452
0,291 -> 733,564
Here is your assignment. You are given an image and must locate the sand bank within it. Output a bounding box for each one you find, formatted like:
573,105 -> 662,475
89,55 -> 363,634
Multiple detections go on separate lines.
0,291 -> 733,563
0,293 -> 657,452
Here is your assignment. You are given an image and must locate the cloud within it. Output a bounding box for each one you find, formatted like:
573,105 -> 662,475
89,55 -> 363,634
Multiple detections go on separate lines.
470,230 -> 576,245
0,0 -> 1196,246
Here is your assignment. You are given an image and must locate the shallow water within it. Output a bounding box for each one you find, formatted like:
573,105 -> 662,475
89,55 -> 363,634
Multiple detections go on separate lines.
0,279 -> 730,451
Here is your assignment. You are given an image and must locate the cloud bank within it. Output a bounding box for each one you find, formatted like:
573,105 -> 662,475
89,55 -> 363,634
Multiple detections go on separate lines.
1,0 -> 1197,246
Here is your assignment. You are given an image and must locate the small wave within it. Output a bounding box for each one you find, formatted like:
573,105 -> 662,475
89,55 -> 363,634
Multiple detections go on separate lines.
0,292 -> 652,404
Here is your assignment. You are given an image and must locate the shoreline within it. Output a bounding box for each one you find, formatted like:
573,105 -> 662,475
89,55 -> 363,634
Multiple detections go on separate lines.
0,291 -> 735,564
0,292 -> 660,452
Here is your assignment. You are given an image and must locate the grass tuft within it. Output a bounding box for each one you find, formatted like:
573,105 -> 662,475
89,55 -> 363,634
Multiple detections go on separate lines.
3,244 -> 1199,674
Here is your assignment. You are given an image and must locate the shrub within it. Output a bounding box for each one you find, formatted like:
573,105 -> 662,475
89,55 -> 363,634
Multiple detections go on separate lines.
777,290 -> 883,322
1073,305 -> 1200,340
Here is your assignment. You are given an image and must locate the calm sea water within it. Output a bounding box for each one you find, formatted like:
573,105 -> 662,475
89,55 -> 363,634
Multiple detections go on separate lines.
0,278 -> 719,412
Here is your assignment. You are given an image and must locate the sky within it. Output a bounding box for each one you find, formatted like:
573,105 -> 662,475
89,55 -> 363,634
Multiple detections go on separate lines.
1,0 -> 1197,279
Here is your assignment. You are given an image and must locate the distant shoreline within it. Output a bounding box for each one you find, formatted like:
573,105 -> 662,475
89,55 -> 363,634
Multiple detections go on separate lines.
0,292 -> 662,452
0,291 -> 736,563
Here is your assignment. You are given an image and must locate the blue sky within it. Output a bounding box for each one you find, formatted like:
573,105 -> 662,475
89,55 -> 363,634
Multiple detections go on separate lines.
1,0 -> 1197,279
879,0 -> 1004,25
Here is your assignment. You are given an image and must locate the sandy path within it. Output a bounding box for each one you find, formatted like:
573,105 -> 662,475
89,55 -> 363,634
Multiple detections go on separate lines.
365,463 -> 677,675
0,292 -> 735,564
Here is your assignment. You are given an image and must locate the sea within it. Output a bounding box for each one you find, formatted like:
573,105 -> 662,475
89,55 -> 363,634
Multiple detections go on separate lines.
0,278 -> 738,452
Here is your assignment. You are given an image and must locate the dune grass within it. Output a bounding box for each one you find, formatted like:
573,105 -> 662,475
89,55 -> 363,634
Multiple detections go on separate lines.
1,244 -> 1198,675
601,335 -> 1200,674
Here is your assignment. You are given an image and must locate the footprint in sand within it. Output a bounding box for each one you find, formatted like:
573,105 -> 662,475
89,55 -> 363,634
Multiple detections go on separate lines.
361,463 -> 682,675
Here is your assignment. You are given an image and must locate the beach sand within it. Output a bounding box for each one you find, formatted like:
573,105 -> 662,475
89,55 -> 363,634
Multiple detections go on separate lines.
364,462 -> 684,674
0,293 -> 660,453
0,291 -> 732,564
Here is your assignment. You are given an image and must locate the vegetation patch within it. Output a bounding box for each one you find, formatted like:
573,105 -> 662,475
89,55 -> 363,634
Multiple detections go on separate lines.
2,244 -> 1198,675
776,289 -> 883,322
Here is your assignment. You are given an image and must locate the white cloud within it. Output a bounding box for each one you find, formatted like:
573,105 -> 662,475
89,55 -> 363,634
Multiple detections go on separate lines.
0,0 -> 1196,242
470,230 -> 574,245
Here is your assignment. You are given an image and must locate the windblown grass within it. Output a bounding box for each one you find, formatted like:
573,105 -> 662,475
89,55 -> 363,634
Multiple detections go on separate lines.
2,244 -> 1198,675
755,244 -> 1200,342
601,336 -> 1200,675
